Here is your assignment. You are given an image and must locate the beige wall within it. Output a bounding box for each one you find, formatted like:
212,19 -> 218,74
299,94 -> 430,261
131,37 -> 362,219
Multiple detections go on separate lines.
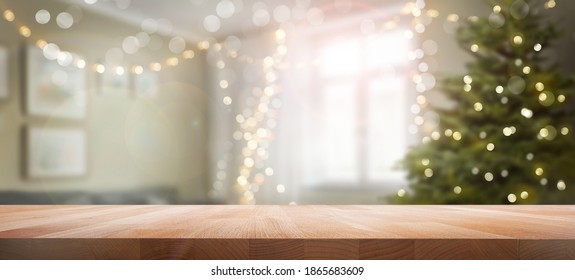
0,0 -> 208,202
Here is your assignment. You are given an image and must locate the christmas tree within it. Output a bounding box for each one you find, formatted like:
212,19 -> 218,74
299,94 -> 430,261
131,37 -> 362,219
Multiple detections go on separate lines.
397,0 -> 575,204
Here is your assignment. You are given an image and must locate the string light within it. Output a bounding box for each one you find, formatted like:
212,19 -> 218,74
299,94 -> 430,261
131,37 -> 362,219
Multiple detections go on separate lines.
397,189 -> 406,197
453,186 -> 462,194
19,26 -> 31,37
557,180 -> 566,191
3,10 -> 15,22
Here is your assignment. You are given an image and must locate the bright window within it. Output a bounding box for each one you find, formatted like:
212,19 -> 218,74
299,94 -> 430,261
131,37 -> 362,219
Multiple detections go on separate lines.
305,30 -> 411,188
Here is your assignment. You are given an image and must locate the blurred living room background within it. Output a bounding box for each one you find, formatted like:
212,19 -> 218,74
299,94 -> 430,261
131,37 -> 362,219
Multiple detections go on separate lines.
0,0 -> 574,205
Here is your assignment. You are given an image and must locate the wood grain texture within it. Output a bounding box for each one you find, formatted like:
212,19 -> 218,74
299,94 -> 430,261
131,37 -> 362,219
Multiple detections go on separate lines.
414,239 -> 518,260
0,205 -> 574,259
519,240 -> 575,260
359,240 -> 414,260
304,240 -> 359,260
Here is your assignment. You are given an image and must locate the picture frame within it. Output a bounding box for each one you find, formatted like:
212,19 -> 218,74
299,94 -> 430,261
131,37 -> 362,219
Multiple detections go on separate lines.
26,45 -> 87,119
26,127 -> 87,178
0,45 -> 8,99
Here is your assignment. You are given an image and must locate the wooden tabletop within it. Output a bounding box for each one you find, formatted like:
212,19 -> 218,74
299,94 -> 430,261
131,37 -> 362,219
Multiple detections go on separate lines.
0,205 -> 574,259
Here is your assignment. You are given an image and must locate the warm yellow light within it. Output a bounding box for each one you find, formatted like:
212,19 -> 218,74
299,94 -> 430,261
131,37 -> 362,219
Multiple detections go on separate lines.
115,66 -> 125,75
397,189 -> 406,197
75,59 -> 86,69
36,39 -> 48,49
535,82 -> 544,91
222,96 -> 232,105
166,57 -> 179,66
19,26 -> 31,37
197,41 -> 210,50
520,191 -> 529,199
474,102 -> 483,112
237,176 -> 247,186
557,180 -> 566,191
535,167 -> 544,176
416,95 -> 427,105
521,108 -> 533,119
132,65 -> 143,75
522,66 -> 531,74
486,143 -> 495,151
538,92 -> 547,102
275,29 -> 286,43
508,194 -> 517,203
453,131 -> 462,141
427,9 -> 439,18
244,157 -> 254,168
534,43 -> 542,52
513,35 -> 523,45
453,186 -> 462,194
484,172 -> 494,182
447,14 -> 459,22
3,10 -> 15,22
493,5 -> 501,13
150,62 -> 162,72
470,44 -> 479,52
94,64 -> 105,74
182,50 -> 195,59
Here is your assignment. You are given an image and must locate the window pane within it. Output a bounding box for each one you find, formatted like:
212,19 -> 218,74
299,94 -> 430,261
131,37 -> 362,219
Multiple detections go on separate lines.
366,77 -> 407,182
320,39 -> 360,77
322,83 -> 358,183
366,32 -> 409,68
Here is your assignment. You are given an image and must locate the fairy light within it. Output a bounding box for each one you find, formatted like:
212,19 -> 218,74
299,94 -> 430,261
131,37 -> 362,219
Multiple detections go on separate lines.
94,64 -> 105,74
132,65 -> 143,75
453,186 -> 462,194
150,62 -> 162,72
182,50 -> 195,59
19,26 -> 31,37
3,10 -> 15,22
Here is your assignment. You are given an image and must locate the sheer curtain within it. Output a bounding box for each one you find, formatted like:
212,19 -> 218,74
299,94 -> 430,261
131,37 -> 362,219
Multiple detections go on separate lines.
208,7 -> 416,205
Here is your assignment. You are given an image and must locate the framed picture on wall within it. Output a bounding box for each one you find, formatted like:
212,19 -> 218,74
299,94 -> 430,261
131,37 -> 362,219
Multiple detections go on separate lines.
0,45 -> 8,99
26,127 -> 87,178
26,46 -> 87,119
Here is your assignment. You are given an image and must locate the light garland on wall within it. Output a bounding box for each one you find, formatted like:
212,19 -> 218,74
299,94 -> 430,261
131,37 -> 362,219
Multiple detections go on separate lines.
1,3 -> 223,77
212,29 -> 287,205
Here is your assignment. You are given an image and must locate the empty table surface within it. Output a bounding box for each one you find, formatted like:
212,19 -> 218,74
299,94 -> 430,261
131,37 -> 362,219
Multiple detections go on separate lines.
0,205 -> 574,259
